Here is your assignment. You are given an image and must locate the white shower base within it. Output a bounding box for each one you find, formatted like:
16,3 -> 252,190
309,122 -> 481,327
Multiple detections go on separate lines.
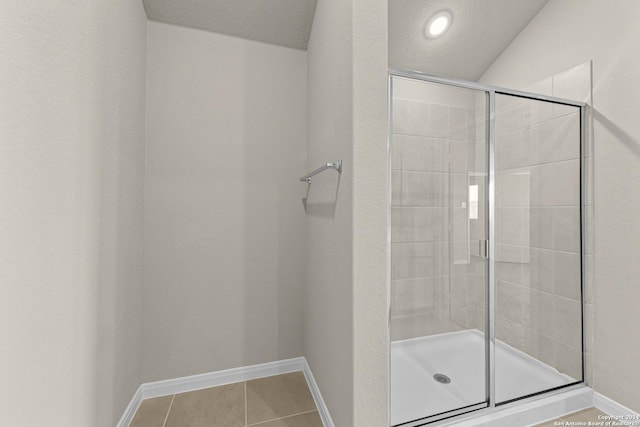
391,329 -> 578,426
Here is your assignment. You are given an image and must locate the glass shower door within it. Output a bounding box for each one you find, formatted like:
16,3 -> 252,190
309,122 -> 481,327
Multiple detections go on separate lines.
493,93 -> 584,404
389,76 -> 489,426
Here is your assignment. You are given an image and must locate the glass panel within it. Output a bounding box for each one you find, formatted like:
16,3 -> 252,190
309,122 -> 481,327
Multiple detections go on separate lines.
390,76 -> 489,425
494,93 -> 583,404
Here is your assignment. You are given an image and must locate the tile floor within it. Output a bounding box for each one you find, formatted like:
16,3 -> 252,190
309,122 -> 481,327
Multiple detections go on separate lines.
533,407 -> 610,426
130,371 -> 323,427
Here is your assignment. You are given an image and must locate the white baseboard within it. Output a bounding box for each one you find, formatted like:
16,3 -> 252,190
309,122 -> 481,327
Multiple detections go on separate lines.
117,357 -> 334,427
141,357 -> 305,399
302,358 -> 335,427
594,392 -> 640,425
116,385 -> 142,427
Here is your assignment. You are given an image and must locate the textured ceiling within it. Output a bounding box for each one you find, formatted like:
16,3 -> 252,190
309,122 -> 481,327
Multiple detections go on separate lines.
142,0 -> 318,50
389,0 -> 549,81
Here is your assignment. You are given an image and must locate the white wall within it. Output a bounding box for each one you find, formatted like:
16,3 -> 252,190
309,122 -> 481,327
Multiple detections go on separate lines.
306,0 -> 389,425
352,0 -> 389,425
305,1 -> 355,424
0,1 -> 147,426
481,0 -> 640,412
144,21 -> 307,382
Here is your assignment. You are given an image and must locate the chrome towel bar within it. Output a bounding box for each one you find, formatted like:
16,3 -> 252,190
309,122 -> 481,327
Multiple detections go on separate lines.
300,160 -> 342,183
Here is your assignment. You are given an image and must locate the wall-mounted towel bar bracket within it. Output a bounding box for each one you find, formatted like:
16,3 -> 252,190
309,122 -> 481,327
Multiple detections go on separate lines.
300,160 -> 342,183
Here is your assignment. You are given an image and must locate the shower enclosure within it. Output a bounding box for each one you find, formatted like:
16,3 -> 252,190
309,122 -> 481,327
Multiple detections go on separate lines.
389,71 -> 585,426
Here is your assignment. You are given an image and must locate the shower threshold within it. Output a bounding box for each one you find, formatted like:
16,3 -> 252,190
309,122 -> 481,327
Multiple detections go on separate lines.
391,329 -> 578,426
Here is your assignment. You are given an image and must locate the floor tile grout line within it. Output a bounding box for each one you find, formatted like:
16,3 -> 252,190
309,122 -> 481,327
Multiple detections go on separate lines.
247,409 -> 319,426
161,394 -> 175,427
244,381 -> 248,427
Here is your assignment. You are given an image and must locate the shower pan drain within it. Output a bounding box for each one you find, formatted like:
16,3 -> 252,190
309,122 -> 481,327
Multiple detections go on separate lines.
433,373 -> 451,384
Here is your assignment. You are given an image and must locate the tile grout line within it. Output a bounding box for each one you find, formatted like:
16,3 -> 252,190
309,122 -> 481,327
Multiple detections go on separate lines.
161,394 -> 175,427
244,381 -> 248,427
247,409 -> 319,426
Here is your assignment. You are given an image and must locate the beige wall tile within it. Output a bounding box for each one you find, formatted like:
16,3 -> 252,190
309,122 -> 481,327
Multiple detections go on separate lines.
451,173 -> 468,206
391,134 -> 449,172
529,331 -> 556,367
584,155 -> 594,205
392,99 -> 427,136
497,207 -> 530,246
585,352 -> 594,386
472,140 -> 488,172
496,243 -> 530,264
466,274 -> 486,309
530,207 -> 555,250
391,241 -> 449,279
584,303 -> 594,354
496,280 -> 531,325
392,99 -> 449,138
470,213 -> 487,241
452,254 -> 488,277
553,207 -> 581,253
585,255 -> 594,304
391,207 -> 449,242
530,248 -> 554,293
496,128 -> 532,170
531,160 -> 580,207
466,111 -> 479,141
467,307 -> 487,332
586,205 -> 594,255
496,260 -> 530,288
427,104 -> 450,138
452,209 -> 469,243
554,296 -> 582,348
533,113 -> 580,165
390,312 -> 462,341
449,276 -> 468,326
391,277 -> 447,316
496,169 -> 531,207
451,240 -> 470,265
496,316 -> 530,354
553,251 -> 581,300
531,291 -> 556,334
555,341 -> 582,380
448,107 -> 471,141
391,171 -> 449,207
450,139 -> 469,173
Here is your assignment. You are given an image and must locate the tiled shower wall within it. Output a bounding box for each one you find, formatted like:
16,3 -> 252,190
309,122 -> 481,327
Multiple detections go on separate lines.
390,78 -> 487,340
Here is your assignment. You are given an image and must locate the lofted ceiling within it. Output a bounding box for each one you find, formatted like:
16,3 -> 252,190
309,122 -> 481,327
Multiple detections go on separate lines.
389,0 -> 549,81
142,0 -> 548,77
142,0 -> 318,50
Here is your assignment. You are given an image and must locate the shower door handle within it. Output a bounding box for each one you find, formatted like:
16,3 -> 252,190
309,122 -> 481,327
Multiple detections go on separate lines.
479,240 -> 489,259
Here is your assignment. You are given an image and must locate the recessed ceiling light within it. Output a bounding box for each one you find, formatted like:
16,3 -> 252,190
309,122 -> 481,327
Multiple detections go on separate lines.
425,10 -> 452,39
